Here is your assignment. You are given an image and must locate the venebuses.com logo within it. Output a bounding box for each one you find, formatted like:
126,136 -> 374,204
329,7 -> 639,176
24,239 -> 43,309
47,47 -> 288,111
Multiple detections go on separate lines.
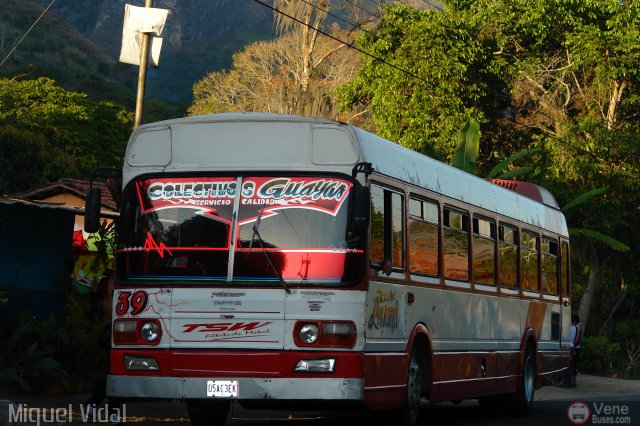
567,401 -> 633,425
567,402 -> 591,424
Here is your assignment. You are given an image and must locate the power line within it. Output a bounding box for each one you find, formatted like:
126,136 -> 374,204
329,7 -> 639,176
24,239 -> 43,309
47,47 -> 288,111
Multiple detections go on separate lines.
343,0 -> 406,33
298,0 -> 381,40
0,0 -> 57,68
251,0 -> 432,87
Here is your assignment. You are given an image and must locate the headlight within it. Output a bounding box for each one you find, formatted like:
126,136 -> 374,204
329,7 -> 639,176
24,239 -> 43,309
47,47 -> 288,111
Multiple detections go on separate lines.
293,320 -> 357,348
299,323 -> 319,344
141,321 -> 160,342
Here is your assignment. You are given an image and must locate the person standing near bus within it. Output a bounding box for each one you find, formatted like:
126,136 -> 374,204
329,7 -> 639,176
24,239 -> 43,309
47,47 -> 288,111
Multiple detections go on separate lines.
569,314 -> 582,387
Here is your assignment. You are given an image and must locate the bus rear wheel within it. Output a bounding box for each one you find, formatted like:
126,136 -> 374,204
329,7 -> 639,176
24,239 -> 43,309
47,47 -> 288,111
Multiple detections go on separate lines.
508,345 -> 536,416
186,400 -> 231,426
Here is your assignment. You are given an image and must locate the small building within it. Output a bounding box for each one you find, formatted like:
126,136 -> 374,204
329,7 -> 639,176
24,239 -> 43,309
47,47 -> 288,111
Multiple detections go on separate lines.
17,178 -> 119,239
0,179 -> 118,333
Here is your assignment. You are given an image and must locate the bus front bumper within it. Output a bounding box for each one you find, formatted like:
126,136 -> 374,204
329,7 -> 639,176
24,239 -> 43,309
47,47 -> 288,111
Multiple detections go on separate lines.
106,375 -> 364,400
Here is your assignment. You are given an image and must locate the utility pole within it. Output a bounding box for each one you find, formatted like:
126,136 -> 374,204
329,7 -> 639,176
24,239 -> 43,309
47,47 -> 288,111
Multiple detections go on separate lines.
134,0 -> 153,128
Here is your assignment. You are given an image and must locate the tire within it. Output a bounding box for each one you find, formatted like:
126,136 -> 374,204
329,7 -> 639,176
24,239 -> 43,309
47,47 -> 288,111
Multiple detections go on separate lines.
389,347 -> 424,426
508,345 -> 536,416
186,400 -> 231,426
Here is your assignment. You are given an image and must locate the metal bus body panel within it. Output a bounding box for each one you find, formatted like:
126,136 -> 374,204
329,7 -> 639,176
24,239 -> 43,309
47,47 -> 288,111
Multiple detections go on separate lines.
112,287 -> 366,349
363,279 -> 569,401
365,280 -> 568,354
169,287 -> 286,350
123,113 -> 361,188
106,375 -> 365,400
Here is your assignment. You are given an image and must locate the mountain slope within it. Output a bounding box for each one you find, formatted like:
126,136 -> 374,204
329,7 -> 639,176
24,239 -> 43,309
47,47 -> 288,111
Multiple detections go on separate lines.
29,0 -> 276,103
1,0 -> 136,105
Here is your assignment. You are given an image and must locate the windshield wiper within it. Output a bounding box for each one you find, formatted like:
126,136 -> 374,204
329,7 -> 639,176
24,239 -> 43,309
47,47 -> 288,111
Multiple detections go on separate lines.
250,208 -> 291,294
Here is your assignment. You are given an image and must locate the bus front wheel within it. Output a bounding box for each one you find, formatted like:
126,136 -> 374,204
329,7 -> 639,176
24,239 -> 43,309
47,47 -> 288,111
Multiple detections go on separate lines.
388,347 -> 424,426
186,400 -> 231,426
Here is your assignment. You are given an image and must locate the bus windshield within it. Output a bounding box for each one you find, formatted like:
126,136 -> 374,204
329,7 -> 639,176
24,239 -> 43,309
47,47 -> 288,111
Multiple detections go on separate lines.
117,176 -> 365,286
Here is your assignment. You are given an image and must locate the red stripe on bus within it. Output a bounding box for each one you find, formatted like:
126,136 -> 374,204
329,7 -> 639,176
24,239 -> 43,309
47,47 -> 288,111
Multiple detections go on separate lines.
110,349 -> 363,378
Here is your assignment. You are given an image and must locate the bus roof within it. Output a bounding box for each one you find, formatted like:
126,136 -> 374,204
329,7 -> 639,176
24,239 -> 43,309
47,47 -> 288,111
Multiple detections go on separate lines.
124,112 -> 568,237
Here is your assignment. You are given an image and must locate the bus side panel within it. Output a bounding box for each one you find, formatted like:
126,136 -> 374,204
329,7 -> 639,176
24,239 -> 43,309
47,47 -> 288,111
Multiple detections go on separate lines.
365,280 -> 570,402
361,352 -> 408,409
429,352 -> 520,401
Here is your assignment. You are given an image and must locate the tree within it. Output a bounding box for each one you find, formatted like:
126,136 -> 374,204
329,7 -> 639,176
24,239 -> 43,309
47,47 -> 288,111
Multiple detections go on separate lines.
189,29 -> 361,119
337,4 -> 512,160
0,125 -> 58,194
190,1 -> 410,118
0,77 -> 133,192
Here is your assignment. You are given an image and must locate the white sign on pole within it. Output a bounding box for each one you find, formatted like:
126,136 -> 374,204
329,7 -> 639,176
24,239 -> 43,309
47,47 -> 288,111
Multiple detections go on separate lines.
119,4 -> 170,68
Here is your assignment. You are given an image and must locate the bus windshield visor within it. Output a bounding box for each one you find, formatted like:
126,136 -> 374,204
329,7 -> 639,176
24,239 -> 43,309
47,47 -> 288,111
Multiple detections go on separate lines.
118,176 -> 364,285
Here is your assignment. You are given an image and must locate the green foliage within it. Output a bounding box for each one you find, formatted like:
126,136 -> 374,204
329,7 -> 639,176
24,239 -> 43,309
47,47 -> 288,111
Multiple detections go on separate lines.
453,119 -> 480,175
338,1 -> 639,363
0,77 -> 133,192
569,229 -> 630,253
0,125 -> 57,193
486,148 -> 541,179
338,4 -> 511,160
0,312 -> 68,391
614,319 -> 640,379
580,336 -> 621,377
561,188 -> 607,217
561,188 -> 629,252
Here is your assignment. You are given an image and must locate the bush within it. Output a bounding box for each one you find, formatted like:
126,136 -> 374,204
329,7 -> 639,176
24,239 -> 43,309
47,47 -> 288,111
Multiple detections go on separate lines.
580,336 -> 621,376
0,311 -> 68,391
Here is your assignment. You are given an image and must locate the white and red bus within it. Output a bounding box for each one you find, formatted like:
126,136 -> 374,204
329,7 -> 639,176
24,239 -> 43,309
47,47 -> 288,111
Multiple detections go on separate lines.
87,113 -> 571,426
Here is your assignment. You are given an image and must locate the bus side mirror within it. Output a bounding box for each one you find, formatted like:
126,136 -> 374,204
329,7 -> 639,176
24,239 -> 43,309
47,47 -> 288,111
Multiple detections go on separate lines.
352,186 -> 370,236
84,187 -> 102,233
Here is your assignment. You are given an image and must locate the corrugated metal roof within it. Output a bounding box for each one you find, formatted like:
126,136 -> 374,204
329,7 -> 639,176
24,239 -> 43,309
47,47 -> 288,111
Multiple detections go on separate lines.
0,196 -> 119,218
15,178 -> 118,211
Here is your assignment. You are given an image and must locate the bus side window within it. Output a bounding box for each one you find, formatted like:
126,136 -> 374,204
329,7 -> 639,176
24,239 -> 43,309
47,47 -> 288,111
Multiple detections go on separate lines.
370,184 -> 405,272
561,241 -> 570,299
443,207 -> 469,281
521,231 -> 540,292
498,224 -> 518,288
472,217 -> 496,286
541,238 -> 558,295
408,197 -> 439,277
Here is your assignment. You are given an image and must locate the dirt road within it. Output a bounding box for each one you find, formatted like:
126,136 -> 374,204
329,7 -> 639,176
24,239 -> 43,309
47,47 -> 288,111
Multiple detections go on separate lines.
537,373 -> 640,400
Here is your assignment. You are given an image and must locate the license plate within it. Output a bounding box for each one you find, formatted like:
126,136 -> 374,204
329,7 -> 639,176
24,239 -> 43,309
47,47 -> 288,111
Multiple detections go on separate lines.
206,380 -> 239,398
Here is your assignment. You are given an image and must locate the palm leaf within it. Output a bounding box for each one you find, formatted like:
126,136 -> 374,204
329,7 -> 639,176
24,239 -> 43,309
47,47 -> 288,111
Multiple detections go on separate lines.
453,119 -> 480,175
562,188 -> 607,213
486,147 -> 541,178
569,228 -> 630,252
495,166 -> 532,180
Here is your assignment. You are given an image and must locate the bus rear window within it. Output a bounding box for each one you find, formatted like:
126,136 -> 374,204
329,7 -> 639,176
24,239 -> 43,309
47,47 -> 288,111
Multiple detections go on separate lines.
117,176 -> 364,285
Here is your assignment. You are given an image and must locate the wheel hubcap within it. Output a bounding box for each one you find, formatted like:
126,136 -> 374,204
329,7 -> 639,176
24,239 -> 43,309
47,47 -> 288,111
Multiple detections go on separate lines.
523,355 -> 535,402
